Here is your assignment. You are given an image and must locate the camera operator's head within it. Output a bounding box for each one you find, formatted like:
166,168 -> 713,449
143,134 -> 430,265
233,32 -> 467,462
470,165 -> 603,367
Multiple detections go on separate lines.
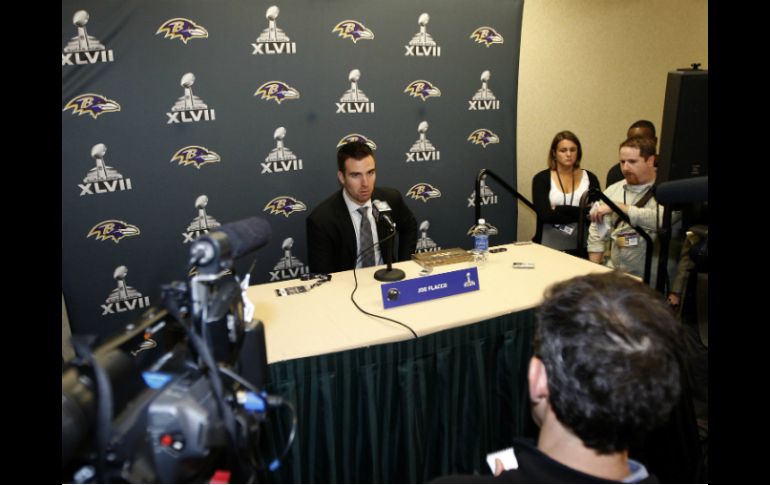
531,271 -> 683,454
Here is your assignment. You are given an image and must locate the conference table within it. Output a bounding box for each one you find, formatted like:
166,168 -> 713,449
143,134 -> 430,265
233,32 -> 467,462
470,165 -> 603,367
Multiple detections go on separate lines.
244,242 -> 611,483
249,243 -> 610,365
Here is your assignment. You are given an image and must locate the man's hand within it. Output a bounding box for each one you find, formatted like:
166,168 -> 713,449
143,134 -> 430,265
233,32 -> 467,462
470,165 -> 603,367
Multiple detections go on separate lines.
588,252 -> 604,264
667,292 -> 681,307
590,202 -> 613,224
494,458 -> 505,477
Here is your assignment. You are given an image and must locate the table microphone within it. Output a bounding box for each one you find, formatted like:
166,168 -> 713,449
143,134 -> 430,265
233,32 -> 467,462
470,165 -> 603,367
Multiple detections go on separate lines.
372,199 -> 396,229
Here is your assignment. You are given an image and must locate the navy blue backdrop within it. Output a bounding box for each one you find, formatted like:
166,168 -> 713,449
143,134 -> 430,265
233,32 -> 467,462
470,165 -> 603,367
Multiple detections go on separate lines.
62,0 -> 524,339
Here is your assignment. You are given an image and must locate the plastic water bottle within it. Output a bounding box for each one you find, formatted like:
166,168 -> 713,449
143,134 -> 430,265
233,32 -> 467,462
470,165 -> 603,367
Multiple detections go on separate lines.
471,218 -> 489,264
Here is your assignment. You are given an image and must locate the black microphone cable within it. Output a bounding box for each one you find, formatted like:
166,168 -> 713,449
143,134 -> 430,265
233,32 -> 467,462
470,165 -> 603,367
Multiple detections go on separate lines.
350,230 -> 418,339
217,367 -> 298,474
164,292 -> 254,482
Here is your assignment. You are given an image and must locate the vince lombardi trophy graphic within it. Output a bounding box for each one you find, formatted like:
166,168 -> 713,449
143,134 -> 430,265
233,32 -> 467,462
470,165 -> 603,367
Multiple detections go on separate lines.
106,266 -> 142,303
84,143 -> 122,183
64,10 -> 106,52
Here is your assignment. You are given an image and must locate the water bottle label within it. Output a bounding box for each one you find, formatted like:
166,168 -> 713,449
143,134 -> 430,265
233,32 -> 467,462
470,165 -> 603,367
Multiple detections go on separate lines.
474,235 -> 489,251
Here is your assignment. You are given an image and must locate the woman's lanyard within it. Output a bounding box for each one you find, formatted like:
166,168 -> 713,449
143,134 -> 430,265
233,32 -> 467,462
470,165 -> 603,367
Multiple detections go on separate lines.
555,170 -> 576,206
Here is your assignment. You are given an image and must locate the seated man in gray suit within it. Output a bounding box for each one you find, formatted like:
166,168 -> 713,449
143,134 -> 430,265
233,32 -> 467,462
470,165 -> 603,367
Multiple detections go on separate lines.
306,141 -> 418,274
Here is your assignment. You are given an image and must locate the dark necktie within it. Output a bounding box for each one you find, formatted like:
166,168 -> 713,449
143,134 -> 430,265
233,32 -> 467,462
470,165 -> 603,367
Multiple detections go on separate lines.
357,206 -> 376,267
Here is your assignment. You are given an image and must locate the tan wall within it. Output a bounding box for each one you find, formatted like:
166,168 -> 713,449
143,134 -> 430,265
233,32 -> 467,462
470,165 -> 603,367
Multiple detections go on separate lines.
516,0 -> 708,240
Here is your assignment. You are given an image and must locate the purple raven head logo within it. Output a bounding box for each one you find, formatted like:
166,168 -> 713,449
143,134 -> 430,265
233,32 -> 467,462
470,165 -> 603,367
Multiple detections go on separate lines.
264,196 -> 307,217
467,129 -> 500,148
470,27 -> 504,47
337,133 -> 377,150
170,146 -> 221,169
63,94 -> 121,119
407,183 -> 442,203
156,18 -> 209,44
332,20 -> 374,43
255,81 -> 300,104
88,219 -> 140,243
404,80 -> 442,101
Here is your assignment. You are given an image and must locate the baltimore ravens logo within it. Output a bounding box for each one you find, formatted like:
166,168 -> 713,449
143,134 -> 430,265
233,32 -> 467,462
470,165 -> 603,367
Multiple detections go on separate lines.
407,183 -> 442,202
264,196 -> 307,217
337,134 -> 377,150
404,80 -> 442,101
156,18 -> 209,44
88,220 -> 140,243
63,94 -> 121,119
255,81 -> 300,104
470,27 -> 504,47
170,146 -> 221,169
467,129 -> 500,148
332,20 -> 374,43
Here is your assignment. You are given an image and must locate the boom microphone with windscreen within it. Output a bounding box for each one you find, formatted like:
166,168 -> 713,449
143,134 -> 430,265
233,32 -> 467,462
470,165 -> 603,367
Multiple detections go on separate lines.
655,176 -> 708,204
189,217 -> 272,273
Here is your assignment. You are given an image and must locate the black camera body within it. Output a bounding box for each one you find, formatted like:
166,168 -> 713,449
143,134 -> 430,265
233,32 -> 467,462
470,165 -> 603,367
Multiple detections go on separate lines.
63,221 -> 274,484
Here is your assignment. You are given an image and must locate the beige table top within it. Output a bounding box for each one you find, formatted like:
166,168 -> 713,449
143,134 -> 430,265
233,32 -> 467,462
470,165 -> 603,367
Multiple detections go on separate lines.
246,243 -> 610,364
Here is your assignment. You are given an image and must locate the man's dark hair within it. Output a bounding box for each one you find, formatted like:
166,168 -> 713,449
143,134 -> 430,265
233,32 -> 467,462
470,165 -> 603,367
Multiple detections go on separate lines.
628,119 -> 657,138
534,271 -> 682,454
337,141 -> 375,173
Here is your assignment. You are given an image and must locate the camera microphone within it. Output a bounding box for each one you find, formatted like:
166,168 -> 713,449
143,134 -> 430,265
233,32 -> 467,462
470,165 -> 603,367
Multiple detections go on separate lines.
655,176 -> 708,204
190,217 -> 273,271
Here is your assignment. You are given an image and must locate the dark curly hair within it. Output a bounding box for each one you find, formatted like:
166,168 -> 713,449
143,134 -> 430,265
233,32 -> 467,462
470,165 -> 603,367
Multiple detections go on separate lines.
534,271 -> 682,454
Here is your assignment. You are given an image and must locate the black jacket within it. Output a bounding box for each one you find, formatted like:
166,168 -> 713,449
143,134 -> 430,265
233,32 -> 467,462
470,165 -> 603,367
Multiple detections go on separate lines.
531,169 -> 600,244
432,438 -> 658,484
306,187 -> 418,274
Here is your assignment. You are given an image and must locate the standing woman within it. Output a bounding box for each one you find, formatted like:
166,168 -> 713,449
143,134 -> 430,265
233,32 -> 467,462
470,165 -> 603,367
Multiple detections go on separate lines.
532,131 -> 600,255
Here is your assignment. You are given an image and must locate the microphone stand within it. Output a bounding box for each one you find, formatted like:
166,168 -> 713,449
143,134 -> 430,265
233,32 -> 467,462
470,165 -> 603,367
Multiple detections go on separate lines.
374,225 -> 405,282
473,168 -> 537,237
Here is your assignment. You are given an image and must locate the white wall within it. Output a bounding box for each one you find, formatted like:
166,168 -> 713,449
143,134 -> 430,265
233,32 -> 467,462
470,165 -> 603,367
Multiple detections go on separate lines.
516,0 -> 708,239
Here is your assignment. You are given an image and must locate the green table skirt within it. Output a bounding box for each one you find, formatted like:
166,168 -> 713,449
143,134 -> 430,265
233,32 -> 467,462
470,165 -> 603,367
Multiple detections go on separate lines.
262,310 -> 538,483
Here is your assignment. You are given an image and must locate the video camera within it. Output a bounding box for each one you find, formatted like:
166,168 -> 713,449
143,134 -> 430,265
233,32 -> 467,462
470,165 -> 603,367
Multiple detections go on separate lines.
62,217 -> 296,483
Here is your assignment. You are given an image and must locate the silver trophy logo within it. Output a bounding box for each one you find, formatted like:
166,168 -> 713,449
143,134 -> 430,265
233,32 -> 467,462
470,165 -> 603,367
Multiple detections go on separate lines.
405,13 -> 441,56
336,69 -> 374,113
416,220 -> 440,253
167,73 -> 216,124
270,237 -> 310,281
253,6 -> 296,54
467,177 -> 499,207
262,127 -> 303,174
101,266 -> 151,315
406,121 -> 440,162
79,143 -> 132,196
463,272 -> 477,287
62,10 -> 114,66
469,70 -> 500,110
183,195 -> 222,243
